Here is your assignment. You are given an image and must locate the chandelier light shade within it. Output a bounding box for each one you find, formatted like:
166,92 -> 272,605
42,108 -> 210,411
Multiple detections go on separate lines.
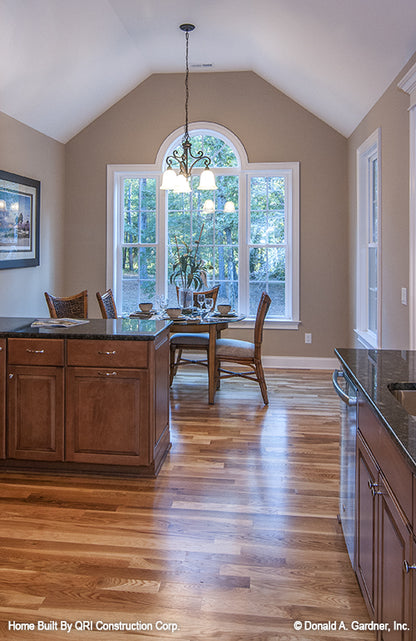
161,24 -> 217,194
202,199 -> 215,214
224,201 -> 236,213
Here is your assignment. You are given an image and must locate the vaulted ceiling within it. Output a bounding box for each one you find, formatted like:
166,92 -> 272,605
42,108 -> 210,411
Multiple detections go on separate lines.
2,0 -> 416,143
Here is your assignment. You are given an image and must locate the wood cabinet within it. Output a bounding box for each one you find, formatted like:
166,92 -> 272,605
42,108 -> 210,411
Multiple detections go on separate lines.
7,339 -> 64,461
0,339 -> 5,458
357,396 -> 414,640
411,538 -> 416,641
377,476 -> 412,640
1,330 -> 170,476
356,433 -> 378,616
66,367 -> 149,465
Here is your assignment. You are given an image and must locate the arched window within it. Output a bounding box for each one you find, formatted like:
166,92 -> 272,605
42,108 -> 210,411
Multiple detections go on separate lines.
162,127 -> 241,310
107,123 -> 299,326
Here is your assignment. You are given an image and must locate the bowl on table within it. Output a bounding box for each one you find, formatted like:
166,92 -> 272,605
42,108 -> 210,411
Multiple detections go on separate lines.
217,304 -> 232,315
166,307 -> 182,319
139,302 -> 153,313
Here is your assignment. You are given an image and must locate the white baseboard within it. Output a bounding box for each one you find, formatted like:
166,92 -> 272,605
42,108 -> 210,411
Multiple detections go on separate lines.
182,353 -> 338,370
262,355 -> 338,370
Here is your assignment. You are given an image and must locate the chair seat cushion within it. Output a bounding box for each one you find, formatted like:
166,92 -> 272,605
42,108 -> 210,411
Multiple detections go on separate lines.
216,338 -> 255,359
170,332 -> 210,346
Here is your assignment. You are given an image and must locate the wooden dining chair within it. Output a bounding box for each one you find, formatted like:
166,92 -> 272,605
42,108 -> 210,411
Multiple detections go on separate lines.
96,288 -> 117,319
170,285 -> 220,385
214,292 -> 271,404
44,290 -> 88,319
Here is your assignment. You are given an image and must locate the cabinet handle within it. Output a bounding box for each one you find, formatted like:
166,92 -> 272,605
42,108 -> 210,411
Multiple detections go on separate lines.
368,480 -> 383,497
98,350 -> 116,355
0,346 -> 3,351
26,348 -> 45,354
368,479 -> 384,496
403,560 -> 416,573
98,371 -> 118,376
8,373 -> 13,379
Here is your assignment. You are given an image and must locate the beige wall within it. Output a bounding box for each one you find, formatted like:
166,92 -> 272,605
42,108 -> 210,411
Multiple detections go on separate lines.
348,53 -> 416,349
66,71 -> 348,359
0,112 -> 65,317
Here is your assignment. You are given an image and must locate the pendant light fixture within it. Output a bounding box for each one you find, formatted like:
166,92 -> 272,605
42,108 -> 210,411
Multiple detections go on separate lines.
161,24 -> 217,193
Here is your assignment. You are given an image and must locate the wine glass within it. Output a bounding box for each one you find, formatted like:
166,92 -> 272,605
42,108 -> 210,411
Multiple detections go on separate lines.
196,293 -> 206,315
204,297 -> 214,316
156,295 -> 168,316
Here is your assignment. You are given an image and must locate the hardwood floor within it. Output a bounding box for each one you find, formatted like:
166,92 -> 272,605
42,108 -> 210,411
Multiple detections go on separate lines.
0,369 -> 375,640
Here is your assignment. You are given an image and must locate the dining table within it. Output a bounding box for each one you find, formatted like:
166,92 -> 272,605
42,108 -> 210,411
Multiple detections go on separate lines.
168,312 -> 245,404
129,308 -> 245,403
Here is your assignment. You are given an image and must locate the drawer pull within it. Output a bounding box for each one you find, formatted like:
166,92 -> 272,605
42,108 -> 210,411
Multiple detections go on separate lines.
26,348 -> 45,354
403,560 -> 416,573
98,350 -> 117,356
98,371 -> 118,377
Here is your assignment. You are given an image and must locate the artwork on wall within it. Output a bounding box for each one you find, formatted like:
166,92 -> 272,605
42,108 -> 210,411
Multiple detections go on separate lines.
0,170 -> 40,269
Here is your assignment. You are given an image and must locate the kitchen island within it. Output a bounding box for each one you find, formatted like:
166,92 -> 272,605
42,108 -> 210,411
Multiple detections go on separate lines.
335,348 -> 416,640
0,317 -> 171,477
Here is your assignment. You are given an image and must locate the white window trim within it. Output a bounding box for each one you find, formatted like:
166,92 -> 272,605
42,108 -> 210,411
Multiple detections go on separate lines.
398,64 -> 416,349
354,128 -> 382,349
107,123 -> 300,328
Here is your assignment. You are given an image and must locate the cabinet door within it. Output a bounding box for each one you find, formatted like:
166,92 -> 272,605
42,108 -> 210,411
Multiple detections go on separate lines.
410,538 -> 416,641
0,339 -> 5,458
378,480 -> 412,640
66,367 -> 149,466
356,432 -> 379,615
7,365 -> 64,461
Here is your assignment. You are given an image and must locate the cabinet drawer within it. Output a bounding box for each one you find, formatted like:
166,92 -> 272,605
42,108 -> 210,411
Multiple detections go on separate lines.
66,339 -> 148,368
8,338 -> 64,366
359,397 -> 413,523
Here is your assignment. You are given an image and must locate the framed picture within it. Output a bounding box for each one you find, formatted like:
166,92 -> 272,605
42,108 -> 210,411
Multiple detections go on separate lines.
0,170 -> 40,269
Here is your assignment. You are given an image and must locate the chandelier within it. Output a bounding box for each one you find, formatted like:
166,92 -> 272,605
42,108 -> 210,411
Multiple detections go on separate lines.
160,24 -> 217,194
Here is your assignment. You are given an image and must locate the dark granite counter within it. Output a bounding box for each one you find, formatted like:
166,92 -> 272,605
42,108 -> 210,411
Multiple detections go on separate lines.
0,317 -> 171,340
335,348 -> 416,472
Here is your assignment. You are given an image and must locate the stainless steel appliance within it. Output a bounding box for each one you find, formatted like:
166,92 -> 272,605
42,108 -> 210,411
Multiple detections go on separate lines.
332,368 -> 358,567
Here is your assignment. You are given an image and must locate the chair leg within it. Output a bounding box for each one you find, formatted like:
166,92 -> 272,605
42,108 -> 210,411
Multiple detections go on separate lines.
255,359 -> 269,404
215,358 -> 221,390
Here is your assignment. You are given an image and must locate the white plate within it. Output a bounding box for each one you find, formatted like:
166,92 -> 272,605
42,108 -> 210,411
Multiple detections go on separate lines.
213,311 -> 237,317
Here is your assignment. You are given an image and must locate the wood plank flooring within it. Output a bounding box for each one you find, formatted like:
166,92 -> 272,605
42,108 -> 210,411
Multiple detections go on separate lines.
0,369 -> 375,640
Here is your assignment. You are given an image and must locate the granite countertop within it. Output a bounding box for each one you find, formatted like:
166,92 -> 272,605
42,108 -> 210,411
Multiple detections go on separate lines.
0,317 -> 172,341
335,347 -> 416,472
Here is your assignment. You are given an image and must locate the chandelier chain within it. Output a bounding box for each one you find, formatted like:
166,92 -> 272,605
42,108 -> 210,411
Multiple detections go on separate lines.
184,29 -> 190,140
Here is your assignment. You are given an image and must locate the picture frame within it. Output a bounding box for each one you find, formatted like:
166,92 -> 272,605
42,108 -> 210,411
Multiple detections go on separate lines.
0,170 -> 40,269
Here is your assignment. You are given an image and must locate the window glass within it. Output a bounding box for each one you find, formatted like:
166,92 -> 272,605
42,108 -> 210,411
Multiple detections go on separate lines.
167,173 -> 239,308
121,177 -> 157,313
249,176 -> 287,318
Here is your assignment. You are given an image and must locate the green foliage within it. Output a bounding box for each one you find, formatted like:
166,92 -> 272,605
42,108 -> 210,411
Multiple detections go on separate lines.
169,224 -> 212,289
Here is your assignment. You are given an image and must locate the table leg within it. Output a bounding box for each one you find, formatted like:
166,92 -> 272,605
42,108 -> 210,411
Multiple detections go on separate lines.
208,323 -> 217,404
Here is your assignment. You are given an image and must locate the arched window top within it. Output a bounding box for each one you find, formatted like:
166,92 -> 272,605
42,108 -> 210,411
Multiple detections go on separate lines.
169,132 -> 238,168
156,122 -> 247,170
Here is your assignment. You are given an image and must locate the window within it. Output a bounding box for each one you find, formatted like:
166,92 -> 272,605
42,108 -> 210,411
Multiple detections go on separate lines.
107,124 -> 299,325
356,129 -> 381,348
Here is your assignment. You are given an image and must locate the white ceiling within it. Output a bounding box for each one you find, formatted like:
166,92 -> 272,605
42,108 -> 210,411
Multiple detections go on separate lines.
2,0 -> 416,143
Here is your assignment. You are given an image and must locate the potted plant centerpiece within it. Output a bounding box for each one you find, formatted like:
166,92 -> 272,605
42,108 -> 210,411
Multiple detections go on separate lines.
170,224 -> 210,310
